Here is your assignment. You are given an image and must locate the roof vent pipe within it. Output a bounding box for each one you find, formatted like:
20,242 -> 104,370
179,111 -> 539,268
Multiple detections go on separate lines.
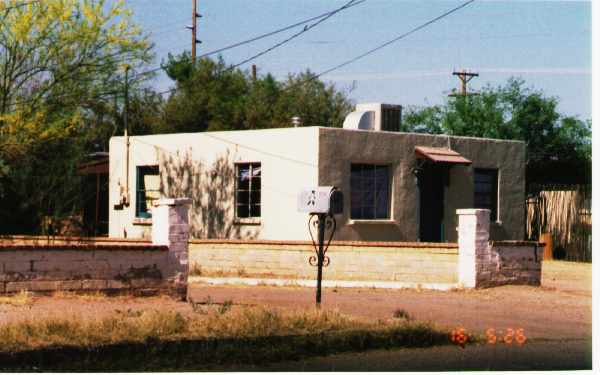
291,116 -> 301,128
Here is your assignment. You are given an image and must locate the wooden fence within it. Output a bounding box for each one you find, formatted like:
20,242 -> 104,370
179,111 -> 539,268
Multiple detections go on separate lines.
526,185 -> 591,262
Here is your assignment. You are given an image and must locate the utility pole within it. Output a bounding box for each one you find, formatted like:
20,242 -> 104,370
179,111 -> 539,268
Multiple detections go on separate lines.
187,0 -> 202,64
449,69 -> 479,97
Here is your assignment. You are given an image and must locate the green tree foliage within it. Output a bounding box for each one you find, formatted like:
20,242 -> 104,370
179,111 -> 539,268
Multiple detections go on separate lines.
403,78 -> 591,187
159,53 -> 353,133
0,0 -> 152,233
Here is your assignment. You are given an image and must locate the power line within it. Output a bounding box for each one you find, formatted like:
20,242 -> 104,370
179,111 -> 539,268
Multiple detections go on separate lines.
158,0 -> 476,97
151,0 -> 364,97
228,0 -> 361,71
129,0 -> 367,82
196,0 -> 365,60
300,0 -> 476,86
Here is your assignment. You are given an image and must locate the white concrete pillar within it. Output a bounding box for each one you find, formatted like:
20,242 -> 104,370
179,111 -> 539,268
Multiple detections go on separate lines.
152,198 -> 192,298
457,209 -> 490,288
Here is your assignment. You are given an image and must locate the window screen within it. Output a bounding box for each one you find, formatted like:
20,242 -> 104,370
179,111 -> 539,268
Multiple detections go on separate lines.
474,168 -> 499,221
136,166 -> 160,218
236,163 -> 261,218
350,164 -> 390,220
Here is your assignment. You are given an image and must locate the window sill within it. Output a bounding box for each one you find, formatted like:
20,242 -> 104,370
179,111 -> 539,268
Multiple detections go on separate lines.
348,219 -> 396,225
133,218 -> 153,226
234,218 -> 261,225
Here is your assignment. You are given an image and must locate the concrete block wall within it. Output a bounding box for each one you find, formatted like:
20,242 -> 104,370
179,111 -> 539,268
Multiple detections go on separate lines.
0,245 -> 168,294
189,240 -> 459,284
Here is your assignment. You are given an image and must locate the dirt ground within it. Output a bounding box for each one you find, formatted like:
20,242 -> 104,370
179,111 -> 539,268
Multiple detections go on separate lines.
0,260 -> 591,343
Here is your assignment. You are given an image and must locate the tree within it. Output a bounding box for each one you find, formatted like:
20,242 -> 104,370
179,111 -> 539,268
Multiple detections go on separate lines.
274,70 -> 353,128
0,0 -> 152,233
159,54 -> 353,133
403,78 -> 591,188
160,54 -> 249,133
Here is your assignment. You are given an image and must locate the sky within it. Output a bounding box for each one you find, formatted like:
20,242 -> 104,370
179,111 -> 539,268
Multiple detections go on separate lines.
124,0 -> 592,119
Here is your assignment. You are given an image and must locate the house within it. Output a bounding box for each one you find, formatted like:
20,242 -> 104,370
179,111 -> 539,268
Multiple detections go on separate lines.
108,103 -> 526,242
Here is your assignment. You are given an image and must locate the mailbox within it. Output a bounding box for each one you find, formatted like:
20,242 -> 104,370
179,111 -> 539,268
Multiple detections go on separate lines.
298,186 -> 343,215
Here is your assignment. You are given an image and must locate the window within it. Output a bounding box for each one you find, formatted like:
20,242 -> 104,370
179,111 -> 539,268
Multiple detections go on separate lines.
350,164 -> 390,220
474,169 -> 499,221
236,163 -> 261,218
136,166 -> 160,218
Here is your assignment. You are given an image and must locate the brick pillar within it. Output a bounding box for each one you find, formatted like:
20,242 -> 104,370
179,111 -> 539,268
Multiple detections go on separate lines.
152,198 -> 192,299
457,209 -> 491,288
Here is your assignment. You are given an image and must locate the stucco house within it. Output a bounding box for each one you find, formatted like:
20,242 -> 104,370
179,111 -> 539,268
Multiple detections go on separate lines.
109,103 -> 526,243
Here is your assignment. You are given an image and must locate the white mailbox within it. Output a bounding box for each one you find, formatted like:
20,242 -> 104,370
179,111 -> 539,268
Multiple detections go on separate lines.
297,186 -> 343,215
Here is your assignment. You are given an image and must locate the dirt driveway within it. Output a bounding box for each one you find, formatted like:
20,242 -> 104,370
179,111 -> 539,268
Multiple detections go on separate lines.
0,260 -> 591,343
189,260 -> 591,341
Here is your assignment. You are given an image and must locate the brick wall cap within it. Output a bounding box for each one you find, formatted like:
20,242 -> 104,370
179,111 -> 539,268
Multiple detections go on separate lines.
490,240 -> 545,247
0,235 -> 150,244
0,244 -> 168,251
456,208 -> 491,215
153,198 -> 192,207
188,238 -> 458,249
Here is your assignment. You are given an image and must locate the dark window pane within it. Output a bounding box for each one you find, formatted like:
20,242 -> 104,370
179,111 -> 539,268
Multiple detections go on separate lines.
250,190 -> 261,205
237,205 -> 249,218
250,204 -> 261,217
237,191 -> 249,205
237,165 -> 250,177
474,169 -> 498,221
237,176 -> 250,190
351,204 -> 362,219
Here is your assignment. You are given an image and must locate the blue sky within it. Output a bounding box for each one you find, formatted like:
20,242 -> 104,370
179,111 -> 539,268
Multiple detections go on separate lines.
125,0 -> 591,119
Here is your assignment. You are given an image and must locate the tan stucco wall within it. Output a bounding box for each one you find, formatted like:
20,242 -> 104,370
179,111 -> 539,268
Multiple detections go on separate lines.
109,126 -> 525,242
109,127 -> 319,240
318,128 -> 526,242
189,240 -> 458,283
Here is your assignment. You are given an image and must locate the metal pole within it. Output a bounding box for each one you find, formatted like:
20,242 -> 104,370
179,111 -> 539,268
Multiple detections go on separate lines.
123,65 -> 130,206
316,214 -> 326,306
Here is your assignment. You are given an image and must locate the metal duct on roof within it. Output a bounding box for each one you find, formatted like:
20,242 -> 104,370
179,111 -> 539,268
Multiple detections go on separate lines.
342,110 -> 375,130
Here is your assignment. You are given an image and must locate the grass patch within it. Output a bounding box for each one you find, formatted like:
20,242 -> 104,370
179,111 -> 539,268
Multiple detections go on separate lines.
0,290 -> 32,306
0,307 -> 452,371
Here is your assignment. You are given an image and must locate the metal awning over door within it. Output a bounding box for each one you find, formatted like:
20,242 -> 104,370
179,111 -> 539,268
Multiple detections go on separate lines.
415,146 -> 472,165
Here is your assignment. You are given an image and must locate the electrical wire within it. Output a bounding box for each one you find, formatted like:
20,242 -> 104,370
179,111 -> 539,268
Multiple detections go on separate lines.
283,0 -> 476,92
127,0 -> 366,82
198,0 -> 365,60
228,0 -> 361,71
155,0 -> 475,98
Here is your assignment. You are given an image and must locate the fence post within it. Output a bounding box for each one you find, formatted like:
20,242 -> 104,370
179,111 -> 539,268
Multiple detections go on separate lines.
457,209 -> 491,288
152,198 -> 192,299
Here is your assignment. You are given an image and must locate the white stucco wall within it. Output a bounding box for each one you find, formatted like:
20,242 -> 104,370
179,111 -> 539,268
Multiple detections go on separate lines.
109,127 -> 320,240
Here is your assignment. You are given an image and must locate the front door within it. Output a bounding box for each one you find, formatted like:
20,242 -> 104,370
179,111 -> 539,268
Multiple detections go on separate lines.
417,164 -> 445,242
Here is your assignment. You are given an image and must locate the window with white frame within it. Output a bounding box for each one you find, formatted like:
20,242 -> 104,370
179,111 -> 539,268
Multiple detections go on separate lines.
350,164 -> 391,220
236,163 -> 261,218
